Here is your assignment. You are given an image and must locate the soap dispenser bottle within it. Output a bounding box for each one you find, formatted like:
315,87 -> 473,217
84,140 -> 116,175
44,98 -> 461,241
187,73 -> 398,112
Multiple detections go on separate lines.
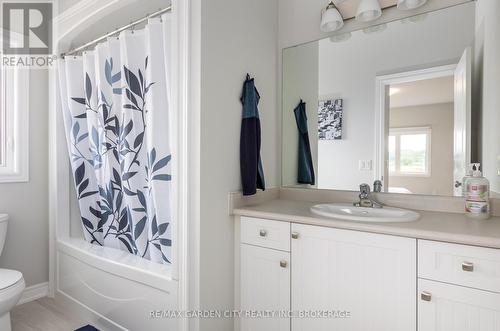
465,163 -> 490,220
461,163 -> 474,197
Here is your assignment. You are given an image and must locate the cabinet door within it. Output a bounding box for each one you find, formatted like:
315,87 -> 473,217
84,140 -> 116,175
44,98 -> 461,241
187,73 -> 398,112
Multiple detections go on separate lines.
418,278 -> 500,331
291,223 -> 416,331
240,244 -> 290,331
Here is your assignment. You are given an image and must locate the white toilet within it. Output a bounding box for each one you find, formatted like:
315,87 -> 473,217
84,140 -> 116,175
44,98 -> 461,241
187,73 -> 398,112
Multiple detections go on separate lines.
0,214 -> 25,331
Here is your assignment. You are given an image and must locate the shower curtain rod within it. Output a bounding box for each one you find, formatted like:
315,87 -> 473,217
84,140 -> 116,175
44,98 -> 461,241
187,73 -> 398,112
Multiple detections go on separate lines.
61,5 -> 172,57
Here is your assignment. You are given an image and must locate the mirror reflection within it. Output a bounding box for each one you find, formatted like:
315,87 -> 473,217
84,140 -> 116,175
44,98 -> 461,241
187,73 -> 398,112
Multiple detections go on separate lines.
282,2 -> 485,197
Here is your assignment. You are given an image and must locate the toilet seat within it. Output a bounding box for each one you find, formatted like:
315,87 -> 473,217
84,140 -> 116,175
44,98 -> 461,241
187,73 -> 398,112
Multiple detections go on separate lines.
0,268 -> 24,331
0,270 -> 22,291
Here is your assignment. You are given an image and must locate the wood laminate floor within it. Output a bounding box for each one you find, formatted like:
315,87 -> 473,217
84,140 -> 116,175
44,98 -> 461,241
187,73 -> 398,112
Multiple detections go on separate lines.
11,297 -> 90,331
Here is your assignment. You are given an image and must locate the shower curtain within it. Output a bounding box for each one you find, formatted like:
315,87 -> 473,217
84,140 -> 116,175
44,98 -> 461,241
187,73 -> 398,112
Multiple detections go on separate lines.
57,15 -> 173,264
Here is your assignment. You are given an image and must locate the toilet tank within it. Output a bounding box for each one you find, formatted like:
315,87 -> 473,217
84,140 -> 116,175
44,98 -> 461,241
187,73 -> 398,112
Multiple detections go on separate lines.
0,214 -> 8,256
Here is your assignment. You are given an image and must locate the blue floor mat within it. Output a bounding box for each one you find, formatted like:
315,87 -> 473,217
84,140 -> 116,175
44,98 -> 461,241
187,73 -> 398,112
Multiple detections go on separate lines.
75,325 -> 99,331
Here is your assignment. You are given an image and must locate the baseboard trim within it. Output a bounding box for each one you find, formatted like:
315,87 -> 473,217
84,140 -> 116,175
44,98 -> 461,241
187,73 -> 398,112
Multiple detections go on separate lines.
18,282 -> 49,305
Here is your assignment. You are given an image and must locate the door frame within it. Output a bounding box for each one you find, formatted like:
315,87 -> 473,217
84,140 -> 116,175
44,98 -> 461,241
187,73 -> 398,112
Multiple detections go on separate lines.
374,64 -> 457,191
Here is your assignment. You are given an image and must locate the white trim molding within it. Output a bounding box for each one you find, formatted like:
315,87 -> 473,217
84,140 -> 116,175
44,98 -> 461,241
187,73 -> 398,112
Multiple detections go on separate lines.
18,282 -> 49,306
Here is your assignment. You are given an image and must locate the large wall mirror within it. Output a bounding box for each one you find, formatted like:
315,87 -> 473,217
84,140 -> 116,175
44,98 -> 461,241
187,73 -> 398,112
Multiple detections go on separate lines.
281,1 -> 496,197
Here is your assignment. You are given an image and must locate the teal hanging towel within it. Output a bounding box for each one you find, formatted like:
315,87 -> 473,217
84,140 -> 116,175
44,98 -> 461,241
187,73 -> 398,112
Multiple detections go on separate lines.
294,100 -> 315,185
240,74 -> 266,196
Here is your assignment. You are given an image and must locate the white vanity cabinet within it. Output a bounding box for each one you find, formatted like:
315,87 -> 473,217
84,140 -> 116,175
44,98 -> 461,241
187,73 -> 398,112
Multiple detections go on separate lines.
239,217 -> 291,331
237,216 -> 500,331
291,223 -> 416,331
237,217 -> 416,331
418,240 -> 500,331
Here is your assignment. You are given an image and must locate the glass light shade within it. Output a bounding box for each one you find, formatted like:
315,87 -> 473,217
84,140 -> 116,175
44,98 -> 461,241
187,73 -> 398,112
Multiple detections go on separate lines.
321,5 -> 344,32
397,0 -> 427,10
356,0 -> 382,22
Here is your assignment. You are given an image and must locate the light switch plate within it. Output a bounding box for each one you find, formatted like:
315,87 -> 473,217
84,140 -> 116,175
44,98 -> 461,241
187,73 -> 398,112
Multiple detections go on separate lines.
359,160 -> 373,171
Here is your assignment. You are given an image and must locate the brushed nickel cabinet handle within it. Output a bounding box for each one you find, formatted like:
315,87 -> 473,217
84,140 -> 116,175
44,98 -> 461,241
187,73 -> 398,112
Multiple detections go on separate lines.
291,232 -> 299,239
280,260 -> 288,268
259,229 -> 267,237
462,261 -> 474,272
421,292 -> 432,302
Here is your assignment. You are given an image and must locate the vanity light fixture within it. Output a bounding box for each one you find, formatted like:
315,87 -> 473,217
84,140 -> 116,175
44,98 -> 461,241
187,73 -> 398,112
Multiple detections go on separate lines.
320,1 -> 344,32
397,0 -> 427,10
356,0 -> 382,22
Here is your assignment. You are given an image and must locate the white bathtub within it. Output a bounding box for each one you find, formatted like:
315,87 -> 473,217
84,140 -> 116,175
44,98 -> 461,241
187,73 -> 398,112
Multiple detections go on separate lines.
56,238 -> 178,331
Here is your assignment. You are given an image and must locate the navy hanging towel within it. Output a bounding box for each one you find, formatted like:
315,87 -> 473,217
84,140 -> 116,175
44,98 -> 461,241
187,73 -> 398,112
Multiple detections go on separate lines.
240,74 -> 266,196
294,100 -> 315,185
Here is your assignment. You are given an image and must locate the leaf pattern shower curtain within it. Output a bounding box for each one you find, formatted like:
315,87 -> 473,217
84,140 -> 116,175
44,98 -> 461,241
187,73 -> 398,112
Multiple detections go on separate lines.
57,15 -> 173,264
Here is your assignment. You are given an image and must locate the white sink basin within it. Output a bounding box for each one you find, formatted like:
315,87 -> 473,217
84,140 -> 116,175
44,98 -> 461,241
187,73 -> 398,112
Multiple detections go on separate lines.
310,203 -> 420,223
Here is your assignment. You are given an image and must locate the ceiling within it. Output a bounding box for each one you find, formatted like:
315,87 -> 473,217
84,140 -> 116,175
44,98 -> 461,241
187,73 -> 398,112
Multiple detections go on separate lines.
334,0 -> 398,20
390,76 -> 455,108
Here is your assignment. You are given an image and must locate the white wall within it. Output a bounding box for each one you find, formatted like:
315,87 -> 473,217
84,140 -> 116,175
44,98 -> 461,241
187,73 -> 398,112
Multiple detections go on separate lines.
198,0 -> 278,330
0,69 -> 49,287
475,0 -> 500,194
311,3 -> 474,190
389,103 -> 454,196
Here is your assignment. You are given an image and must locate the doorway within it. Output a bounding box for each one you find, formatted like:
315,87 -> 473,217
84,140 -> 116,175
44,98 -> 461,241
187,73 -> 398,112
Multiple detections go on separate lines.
374,49 -> 471,196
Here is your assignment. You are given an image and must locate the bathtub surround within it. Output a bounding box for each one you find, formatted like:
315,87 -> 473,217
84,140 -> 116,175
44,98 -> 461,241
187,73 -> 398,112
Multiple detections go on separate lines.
51,1 -> 185,330
58,16 -> 173,264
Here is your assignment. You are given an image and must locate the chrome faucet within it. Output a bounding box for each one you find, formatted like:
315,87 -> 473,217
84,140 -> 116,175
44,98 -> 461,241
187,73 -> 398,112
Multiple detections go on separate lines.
354,182 -> 384,208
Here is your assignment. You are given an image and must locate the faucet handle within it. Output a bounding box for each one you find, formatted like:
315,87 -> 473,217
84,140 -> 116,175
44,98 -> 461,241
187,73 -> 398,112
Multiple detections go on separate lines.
360,183 -> 370,194
373,180 -> 382,193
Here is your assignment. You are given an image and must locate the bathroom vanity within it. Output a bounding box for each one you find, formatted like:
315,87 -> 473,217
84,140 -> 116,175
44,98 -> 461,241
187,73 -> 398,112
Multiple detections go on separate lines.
233,197 -> 500,331
234,0 -> 500,329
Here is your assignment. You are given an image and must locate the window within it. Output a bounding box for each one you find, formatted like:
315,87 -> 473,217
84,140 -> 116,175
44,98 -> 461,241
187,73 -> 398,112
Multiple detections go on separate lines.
0,64 -> 29,183
388,127 -> 431,176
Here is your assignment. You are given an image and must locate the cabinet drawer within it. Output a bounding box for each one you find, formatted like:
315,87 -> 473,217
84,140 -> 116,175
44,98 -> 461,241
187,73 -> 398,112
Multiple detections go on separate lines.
241,217 -> 290,251
419,240 -> 500,293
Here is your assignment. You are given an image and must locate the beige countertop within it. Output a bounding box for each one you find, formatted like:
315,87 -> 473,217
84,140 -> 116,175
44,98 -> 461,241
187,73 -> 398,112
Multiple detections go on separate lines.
233,199 -> 500,249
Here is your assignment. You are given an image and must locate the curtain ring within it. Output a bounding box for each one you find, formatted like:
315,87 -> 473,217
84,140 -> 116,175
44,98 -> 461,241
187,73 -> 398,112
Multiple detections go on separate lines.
130,22 -> 135,34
